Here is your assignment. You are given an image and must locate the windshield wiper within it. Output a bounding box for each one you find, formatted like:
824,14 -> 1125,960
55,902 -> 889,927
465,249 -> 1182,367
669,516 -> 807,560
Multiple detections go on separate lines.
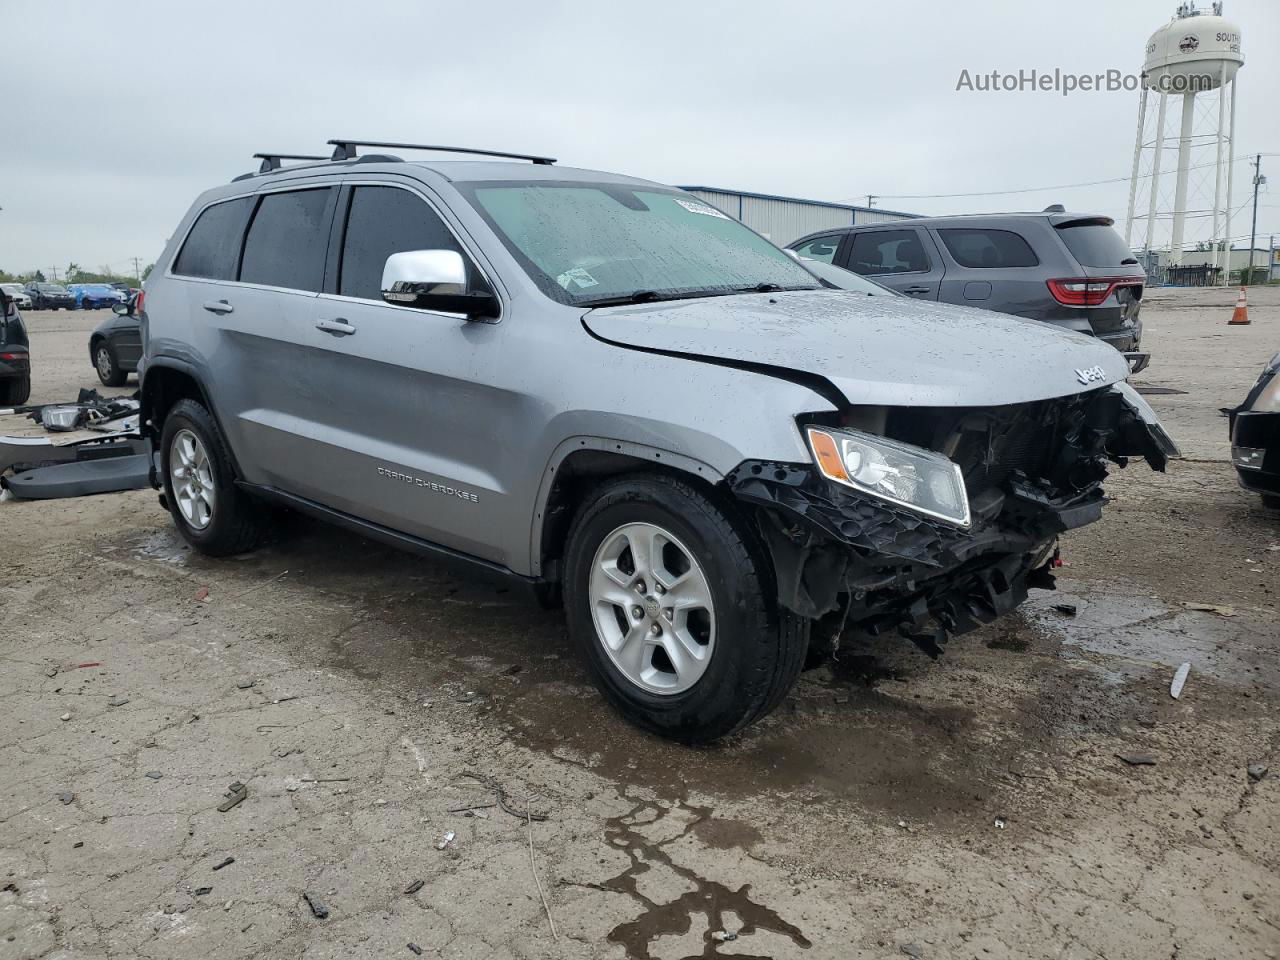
579,289 -> 736,308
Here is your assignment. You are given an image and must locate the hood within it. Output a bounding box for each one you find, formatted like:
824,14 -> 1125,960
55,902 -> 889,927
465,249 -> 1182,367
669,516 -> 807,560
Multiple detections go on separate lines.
582,289 -> 1129,407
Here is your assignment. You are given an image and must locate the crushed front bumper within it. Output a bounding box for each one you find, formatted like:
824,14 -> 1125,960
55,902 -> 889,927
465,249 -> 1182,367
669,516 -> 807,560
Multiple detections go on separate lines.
727,383 -> 1178,655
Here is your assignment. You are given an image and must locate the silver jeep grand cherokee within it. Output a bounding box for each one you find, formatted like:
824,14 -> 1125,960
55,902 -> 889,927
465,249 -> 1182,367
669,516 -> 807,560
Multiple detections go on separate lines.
140,140 -> 1178,743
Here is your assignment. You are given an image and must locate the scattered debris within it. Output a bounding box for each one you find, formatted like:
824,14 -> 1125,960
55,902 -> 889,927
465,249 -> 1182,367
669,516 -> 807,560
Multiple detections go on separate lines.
457,771 -> 549,821
194,587 -> 211,602
1247,763 -> 1268,783
107,696 -> 129,707
1115,753 -> 1157,766
447,802 -> 497,814
993,817 -> 1006,829
44,667 -> 58,678
299,777 -> 350,784
193,887 -> 213,896
302,892 -> 329,919
236,680 -> 256,690
144,770 -> 163,780
1170,662 -> 1191,699
403,879 -> 424,895
1052,603 -> 1078,616
73,841 -> 83,849
901,945 -> 925,959
59,713 -> 71,722
57,792 -> 74,805
1180,602 -> 1235,617
74,663 -> 100,669
712,930 -> 738,942
407,944 -> 423,956
218,782 -> 249,812
436,831 -> 455,850
212,857 -> 235,871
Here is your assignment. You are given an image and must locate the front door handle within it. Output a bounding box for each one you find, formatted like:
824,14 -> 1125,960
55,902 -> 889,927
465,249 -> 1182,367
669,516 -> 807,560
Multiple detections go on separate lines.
902,286 -> 932,295
315,318 -> 356,336
202,299 -> 234,315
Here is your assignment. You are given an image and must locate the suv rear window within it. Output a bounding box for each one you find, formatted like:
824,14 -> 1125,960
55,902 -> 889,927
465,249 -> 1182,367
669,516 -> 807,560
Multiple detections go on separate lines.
1056,221 -> 1135,268
172,197 -> 254,280
240,188 -> 334,291
937,228 -> 1038,268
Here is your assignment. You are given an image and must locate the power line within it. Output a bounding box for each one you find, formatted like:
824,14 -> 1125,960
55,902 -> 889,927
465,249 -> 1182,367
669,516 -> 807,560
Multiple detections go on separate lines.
842,151 -> 1278,202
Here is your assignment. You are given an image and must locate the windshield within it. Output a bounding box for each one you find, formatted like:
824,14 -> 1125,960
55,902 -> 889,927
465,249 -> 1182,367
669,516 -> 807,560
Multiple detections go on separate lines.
38,284 -> 70,293
458,181 -> 823,306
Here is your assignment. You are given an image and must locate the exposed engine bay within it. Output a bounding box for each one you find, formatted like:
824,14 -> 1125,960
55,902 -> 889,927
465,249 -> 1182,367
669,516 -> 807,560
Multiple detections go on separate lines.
729,383 -> 1178,657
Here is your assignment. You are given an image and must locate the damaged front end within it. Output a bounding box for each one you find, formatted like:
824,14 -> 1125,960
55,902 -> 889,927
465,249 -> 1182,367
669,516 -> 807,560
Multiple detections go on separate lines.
728,382 -> 1177,657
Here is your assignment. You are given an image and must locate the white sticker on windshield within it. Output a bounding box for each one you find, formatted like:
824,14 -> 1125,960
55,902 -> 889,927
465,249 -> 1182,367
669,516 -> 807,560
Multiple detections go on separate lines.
673,198 -> 730,220
556,267 -> 599,290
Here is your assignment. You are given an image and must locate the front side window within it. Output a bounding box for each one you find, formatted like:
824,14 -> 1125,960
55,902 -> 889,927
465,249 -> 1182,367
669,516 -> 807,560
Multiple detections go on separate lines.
847,230 -> 931,276
938,228 -> 1039,268
792,234 -> 842,264
338,186 -> 464,300
458,182 -> 821,306
172,196 -> 254,281
240,188 -> 333,292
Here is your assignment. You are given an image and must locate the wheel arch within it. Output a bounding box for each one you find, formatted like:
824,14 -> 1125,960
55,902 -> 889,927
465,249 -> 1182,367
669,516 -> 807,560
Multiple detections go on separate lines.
530,437 -> 725,585
141,359 -> 244,479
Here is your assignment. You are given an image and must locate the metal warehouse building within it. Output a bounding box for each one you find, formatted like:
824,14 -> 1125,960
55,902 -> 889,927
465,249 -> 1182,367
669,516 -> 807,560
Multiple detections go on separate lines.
677,185 -> 920,246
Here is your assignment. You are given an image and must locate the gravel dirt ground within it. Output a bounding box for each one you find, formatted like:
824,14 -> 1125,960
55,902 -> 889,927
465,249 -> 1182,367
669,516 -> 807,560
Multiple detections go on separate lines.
2,288 -> 1277,960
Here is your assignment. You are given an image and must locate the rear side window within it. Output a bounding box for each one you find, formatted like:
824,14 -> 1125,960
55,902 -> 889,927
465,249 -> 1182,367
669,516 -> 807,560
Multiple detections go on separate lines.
938,228 -> 1039,268
1056,222 -> 1135,268
172,197 -> 254,280
240,188 -> 334,291
792,234 -> 842,264
847,229 -> 930,275
338,186 -> 463,300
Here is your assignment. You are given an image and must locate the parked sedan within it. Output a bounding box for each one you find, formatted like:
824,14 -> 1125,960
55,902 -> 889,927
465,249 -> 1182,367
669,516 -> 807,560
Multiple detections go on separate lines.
0,283 -> 33,310
72,283 -> 127,310
89,298 -> 143,386
24,282 -> 76,310
1229,350 -> 1280,509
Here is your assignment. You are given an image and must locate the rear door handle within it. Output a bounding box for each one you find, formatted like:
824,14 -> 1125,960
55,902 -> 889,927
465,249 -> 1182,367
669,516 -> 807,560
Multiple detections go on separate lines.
902,286 -> 931,295
315,318 -> 356,336
202,299 -> 234,315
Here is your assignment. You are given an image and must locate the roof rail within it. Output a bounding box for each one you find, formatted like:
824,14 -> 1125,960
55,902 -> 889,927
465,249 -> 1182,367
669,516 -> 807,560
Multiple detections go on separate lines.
327,139 -> 556,165
253,152 -> 330,174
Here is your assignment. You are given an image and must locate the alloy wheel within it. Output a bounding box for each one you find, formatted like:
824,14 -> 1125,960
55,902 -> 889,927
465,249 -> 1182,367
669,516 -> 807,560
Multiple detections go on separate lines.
170,428 -> 215,530
588,521 -> 716,695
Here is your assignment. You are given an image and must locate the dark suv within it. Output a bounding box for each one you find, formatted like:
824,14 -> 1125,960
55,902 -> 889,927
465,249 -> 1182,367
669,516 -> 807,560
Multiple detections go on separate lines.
789,212 -> 1149,372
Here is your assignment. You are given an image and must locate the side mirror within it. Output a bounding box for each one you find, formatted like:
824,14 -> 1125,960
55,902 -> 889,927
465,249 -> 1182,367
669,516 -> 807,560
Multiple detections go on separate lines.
381,250 -> 498,320
112,301 -> 131,316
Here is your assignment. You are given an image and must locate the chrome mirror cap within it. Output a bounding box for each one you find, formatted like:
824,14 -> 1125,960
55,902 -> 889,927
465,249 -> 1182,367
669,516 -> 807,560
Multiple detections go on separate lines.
381,250 -> 467,303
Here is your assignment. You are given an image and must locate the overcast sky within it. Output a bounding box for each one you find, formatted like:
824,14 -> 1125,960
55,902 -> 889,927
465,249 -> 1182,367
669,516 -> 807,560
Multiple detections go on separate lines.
2,0 -> 1276,276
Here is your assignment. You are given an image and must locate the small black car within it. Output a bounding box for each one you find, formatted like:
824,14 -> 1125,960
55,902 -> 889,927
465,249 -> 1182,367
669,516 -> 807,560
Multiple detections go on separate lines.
0,289 -> 32,406
89,299 -> 143,386
1230,351 -> 1280,509
24,282 -> 76,310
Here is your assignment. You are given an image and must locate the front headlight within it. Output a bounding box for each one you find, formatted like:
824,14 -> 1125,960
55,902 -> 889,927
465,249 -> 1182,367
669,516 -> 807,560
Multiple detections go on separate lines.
1250,371 -> 1280,414
805,426 -> 971,527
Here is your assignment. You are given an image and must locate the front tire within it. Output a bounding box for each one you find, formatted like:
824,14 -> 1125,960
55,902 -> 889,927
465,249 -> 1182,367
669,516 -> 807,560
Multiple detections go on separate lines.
563,473 -> 808,743
160,398 -> 264,556
94,342 -> 127,386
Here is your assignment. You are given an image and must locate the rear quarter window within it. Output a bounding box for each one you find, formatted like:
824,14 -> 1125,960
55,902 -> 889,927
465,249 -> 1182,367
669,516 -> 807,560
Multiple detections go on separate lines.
172,197 -> 255,280
1056,222 -> 1135,268
937,228 -> 1039,268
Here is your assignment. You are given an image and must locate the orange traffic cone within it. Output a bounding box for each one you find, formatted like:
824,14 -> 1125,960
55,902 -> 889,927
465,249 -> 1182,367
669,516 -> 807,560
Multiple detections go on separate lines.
1229,287 -> 1250,325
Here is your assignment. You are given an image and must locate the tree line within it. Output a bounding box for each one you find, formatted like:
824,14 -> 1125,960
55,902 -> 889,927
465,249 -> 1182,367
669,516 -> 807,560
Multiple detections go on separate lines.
0,262 -> 154,285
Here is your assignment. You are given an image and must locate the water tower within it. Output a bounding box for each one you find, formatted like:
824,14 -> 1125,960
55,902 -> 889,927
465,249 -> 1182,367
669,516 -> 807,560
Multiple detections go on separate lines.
1124,1 -> 1243,280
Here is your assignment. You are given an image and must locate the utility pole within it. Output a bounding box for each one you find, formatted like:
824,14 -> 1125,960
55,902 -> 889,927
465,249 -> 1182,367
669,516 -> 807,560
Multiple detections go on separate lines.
131,257 -> 142,283
865,195 -> 877,208
1247,154 -> 1264,285
47,266 -> 59,282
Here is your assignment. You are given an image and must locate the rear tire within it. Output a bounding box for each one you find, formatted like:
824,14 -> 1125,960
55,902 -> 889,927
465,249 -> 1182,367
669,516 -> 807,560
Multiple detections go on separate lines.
94,342 -> 127,386
160,398 -> 264,556
0,376 -> 31,406
563,472 -> 808,743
